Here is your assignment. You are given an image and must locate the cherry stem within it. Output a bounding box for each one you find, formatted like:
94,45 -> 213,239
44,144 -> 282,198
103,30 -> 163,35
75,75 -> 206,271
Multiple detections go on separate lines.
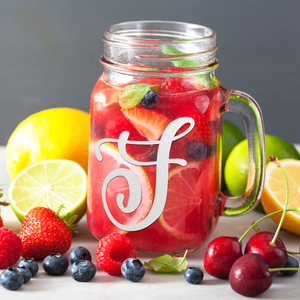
269,267 -> 300,272
268,156 -> 289,246
238,207 -> 300,244
287,251 -> 300,255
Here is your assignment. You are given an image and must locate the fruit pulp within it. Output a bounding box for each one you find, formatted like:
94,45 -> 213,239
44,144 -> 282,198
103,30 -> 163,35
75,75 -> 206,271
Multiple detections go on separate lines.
87,75 -> 226,255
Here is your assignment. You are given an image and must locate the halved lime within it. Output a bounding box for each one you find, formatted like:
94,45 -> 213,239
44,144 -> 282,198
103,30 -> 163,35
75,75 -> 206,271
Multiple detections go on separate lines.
8,159 -> 87,223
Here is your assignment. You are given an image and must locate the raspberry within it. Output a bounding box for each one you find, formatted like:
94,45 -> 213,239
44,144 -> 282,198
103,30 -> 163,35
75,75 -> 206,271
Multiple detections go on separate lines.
159,78 -> 196,95
96,232 -> 136,276
0,227 -> 22,269
0,216 -> 3,227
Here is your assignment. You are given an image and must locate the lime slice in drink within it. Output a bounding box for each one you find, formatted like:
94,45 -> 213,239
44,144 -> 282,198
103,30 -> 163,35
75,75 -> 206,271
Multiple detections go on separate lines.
8,159 -> 88,223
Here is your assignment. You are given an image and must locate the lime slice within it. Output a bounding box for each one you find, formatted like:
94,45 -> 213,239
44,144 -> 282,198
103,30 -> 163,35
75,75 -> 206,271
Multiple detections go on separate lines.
8,159 -> 87,223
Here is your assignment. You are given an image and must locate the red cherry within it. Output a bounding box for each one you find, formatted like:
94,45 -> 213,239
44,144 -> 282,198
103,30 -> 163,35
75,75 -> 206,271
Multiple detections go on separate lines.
204,236 -> 243,279
244,231 -> 288,270
229,253 -> 272,297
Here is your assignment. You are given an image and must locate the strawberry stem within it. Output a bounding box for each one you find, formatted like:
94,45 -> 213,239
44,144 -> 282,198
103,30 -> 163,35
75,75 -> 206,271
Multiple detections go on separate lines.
268,156 -> 289,246
55,204 -> 78,232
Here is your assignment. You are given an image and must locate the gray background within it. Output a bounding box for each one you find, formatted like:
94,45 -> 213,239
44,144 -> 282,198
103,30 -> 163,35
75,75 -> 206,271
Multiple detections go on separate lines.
0,0 -> 299,145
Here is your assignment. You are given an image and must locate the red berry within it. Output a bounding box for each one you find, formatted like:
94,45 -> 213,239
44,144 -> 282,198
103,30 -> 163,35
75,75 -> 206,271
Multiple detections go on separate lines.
204,236 -> 243,278
0,216 -> 3,228
229,253 -> 272,297
96,232 -> 136,276
19,206 -> 74,260
121,107 -> 170,141
159,78 -> 196,95
0,227 -> 22,268
244,231 -> 288,270
105,110 -> 141,140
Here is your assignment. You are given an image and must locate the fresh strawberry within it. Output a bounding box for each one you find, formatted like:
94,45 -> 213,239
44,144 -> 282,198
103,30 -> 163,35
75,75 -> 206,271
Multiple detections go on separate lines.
96,232 -> 136,276
19,205 -> 77,260
175,107 -> 216,145
0,227 -> 22,268
121,106 -> 170,141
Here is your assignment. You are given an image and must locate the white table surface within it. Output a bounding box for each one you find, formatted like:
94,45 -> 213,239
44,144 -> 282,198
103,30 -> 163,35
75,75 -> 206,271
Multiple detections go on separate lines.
0,145 -> 299,300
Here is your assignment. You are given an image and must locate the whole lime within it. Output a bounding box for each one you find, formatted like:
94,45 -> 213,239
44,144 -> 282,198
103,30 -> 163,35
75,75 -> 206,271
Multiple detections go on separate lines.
224,134 -> 300,197
221,120 -> 244,189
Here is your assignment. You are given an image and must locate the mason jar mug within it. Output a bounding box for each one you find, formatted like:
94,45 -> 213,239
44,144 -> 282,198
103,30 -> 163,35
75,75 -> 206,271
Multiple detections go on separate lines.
87,21 -> 265,256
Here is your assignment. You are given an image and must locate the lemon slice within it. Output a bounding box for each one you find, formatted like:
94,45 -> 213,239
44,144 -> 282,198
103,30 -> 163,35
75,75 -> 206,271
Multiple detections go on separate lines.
261,159 -> 300,236
8,159 -> 88,223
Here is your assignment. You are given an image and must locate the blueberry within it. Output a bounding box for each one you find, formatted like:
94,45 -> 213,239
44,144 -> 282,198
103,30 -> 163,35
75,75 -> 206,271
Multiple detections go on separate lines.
280,255 -> 299,276
141,90 -> 159,109
184,267 -> 204,284
121,258 -> 145,282
185,141 -> 208,161
17,266 -> 32,283
207,144 -> 216,157
18,257 -> 39,277
0,267 -> 24,290
42,253 -> 69,276
69,246 -> 92,264
70,260 -> 96,282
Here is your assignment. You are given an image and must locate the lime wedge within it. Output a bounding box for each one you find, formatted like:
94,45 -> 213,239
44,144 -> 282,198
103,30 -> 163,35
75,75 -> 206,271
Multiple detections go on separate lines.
8,159 -> 87,223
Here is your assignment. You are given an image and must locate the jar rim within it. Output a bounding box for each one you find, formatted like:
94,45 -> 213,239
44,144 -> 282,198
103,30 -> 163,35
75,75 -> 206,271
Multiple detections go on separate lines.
102,21 -> 218,76
104,20 -> 216,44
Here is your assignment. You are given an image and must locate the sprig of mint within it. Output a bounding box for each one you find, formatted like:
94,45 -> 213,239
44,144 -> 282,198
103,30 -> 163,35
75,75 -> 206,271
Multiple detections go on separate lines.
119,83 -> 159,109
162,45 -> 215,88
162,45 -> 200,68
144,250 -> 188,272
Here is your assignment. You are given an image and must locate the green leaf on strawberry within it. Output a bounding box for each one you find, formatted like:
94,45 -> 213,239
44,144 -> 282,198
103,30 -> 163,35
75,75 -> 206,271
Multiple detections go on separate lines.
144,250 -> 188,272
119,84 -> 159,109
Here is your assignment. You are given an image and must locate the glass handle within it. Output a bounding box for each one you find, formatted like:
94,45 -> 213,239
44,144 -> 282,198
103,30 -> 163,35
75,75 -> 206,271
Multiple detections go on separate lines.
219,89 -> 266,216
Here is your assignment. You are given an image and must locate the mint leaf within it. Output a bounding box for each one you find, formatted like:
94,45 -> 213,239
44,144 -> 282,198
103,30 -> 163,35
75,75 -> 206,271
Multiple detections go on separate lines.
144,250 -> 188,272
162,45 -> 200,68
162,45 -> 216,88
119,84 -> 159,109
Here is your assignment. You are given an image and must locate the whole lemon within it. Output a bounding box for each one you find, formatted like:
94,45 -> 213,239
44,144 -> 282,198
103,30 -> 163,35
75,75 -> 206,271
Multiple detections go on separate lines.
7,107 -> 89,179
224,134 -> 300,197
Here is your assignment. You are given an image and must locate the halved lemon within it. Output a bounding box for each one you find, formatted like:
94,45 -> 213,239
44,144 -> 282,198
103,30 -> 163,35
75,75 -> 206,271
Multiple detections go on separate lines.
261,159 -> 300,236
8,159 -> 88,223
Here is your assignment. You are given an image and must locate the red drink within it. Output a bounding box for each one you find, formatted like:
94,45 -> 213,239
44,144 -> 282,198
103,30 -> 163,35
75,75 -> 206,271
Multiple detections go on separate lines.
87,21 -> 265,256
87,75 -> 226,255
